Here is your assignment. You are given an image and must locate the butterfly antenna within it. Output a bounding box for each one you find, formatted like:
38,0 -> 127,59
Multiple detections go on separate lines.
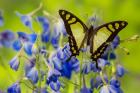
118,45 -> 130,55
120,35 -> 140,43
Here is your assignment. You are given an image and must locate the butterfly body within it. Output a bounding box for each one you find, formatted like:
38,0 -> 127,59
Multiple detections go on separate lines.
59,9 -> 128,63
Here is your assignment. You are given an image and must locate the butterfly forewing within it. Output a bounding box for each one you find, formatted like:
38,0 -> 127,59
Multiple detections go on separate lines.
59,10 -> 88,56
91,21 -> 128,61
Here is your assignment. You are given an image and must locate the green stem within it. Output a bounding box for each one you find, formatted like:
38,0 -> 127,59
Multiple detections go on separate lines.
36,53 -> 42,93
99,71 -> 107,85
28,3 -> 43,17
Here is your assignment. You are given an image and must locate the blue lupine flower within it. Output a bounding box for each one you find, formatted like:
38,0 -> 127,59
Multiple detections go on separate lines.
46,69 -> 61,92
80,86 -> 92,93
24,42 -> 33,56
7,82 -> 21,93
58,45 -> 71,61
110,77 -> 120,88
51,19 -> 67,48
100,85 -> 118,93
51,46 -> 79,79
13,32 -> 37,56
26,67 -> 38,84
52,54 -> 63,71
69,56 -> 80,73
115,88 -> 123,93
116,65 -> 126,77
41,31 -> 50,43
102,36 -> 120,60
37,16 -> 50,43
25,57 -> 38,84
100,84 -> 123,93
59,19 -> 67,36
0,90 -> 4,93
102,52 -> 116,60
50,80 -> 61,92
0,41 -> 2,47
53,56 -> 79,79
62,43 -> 72,57
9,56 -> 20,71
95,75 -> 108,89
0,10 -> 4,26
111,36 -> 120,49
33,88 -> 48,93
17,32 -> 37,43
40,88 -> 48,93
12,40 -> 22,51
32,46 -> 47,56
25,57 -> 36,73
60,55 -> 79,75
90,62 -> 101,72
82,62 -> 93,74
88,15 -> 96,23
59,60 -> 73,79
16,12 -> 32,30
47,68 -> 61,83
97,58 -> 110,68
37,16 -> 50,32
51,26 -> 61,49
0,30 -> 15,47
81,76 -> 93,93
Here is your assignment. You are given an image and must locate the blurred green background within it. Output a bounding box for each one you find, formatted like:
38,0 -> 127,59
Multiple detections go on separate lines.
0,0 -> 140,93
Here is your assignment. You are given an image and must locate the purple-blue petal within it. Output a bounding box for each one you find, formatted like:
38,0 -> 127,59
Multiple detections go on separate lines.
82,63 -> 92,74
37,16 -> 50,32
50,80 -> 61,92
17,32 -> 28,42
28,34 -> 37,43
60,62 -> 72,79
100,85 -> 123,93
51,36 -> 60,49
9,56 -> 20,71
90,63 -> 100,72
51,26 -> 61,49
57,48 -> 68,61
110,77 -> 120,88
16,12 -> 32,30
34,88 -> 48,93
102,52 -> 116,60
116,65 -> 125,77
98,58 -> 110,68
62,43 -> 72,58
12,40 -> 22,51
0,30 -> 15,47
25,57 -> 36,71
95,75 -> 108,88
0,12 -> 4,26
41,31 -> 50,43
24,43 -> 33,56
26,67 -> 38,84
7,83 -> 21,93
112,36 -> 120,49
80,86 -> 92,93
52,56 -> 62,70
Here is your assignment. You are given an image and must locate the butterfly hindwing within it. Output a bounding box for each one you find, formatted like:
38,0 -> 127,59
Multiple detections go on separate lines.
59,10 -> 88,56
90,21 -> 128,61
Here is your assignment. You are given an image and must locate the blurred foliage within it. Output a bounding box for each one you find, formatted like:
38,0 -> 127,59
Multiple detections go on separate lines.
0,0 -> 140,93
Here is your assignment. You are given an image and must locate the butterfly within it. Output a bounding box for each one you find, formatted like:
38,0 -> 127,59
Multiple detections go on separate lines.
59,9 -> 128,66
